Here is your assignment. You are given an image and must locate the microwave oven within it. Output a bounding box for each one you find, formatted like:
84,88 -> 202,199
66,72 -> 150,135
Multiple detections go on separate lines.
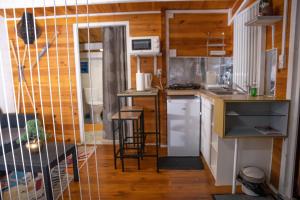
129,36 -> 160,55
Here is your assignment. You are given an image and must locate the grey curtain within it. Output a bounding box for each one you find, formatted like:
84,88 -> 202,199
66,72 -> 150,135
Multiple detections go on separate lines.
102,26 -> 127,139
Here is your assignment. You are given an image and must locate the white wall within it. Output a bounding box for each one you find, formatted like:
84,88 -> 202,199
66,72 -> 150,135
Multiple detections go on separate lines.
80,52 -> 103,114
233,3 -> 266,94
0,16 -> 16,113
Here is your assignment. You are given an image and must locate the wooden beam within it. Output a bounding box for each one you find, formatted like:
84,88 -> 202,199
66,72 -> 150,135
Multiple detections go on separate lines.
232,0 -> 244,15
228,0 -> 257,25
228,0 -> 250,25
0,0 -> 236,9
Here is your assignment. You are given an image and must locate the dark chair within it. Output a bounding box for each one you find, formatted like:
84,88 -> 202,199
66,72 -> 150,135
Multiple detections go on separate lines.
0,111 -> 35,156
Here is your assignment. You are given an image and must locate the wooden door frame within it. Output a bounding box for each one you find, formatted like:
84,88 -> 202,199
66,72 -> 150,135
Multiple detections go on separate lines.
73,21 -> 131,143
294,132 -> 300,197
278,0 -> 300,198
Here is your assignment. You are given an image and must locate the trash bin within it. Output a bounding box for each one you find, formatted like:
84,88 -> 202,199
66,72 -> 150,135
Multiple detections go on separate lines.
237,166 -> 266,196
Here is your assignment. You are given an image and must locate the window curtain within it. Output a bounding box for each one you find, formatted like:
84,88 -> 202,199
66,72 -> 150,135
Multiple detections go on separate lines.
102,26 -> 127,139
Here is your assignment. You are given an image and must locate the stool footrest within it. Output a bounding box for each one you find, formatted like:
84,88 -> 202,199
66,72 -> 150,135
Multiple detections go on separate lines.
112,112 -> 141,120
121,106 -> 144,112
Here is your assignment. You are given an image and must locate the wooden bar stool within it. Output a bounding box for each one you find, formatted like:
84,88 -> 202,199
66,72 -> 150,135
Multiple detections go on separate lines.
112,111 -> 144,171
120,106 -> 145,153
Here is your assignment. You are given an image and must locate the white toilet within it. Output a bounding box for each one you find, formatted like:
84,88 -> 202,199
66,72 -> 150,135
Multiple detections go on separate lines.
84,88 -> 103,123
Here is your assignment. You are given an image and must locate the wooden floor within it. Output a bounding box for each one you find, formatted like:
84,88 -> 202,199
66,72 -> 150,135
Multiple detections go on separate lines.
62,145 -> 233,200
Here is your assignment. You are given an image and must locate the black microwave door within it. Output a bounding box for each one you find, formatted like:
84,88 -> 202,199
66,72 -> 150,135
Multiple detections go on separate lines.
132,39 -> 151,50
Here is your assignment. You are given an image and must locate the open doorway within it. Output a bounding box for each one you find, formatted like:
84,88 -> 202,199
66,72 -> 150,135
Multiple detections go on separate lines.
79,28 -> 104,144
73,22 -> 131,144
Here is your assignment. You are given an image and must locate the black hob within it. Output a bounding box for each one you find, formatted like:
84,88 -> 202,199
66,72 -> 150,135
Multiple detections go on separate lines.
168,83 -> 201,90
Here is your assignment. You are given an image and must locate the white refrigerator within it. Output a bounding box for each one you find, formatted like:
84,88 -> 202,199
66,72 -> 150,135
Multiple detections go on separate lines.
167,96 -> 201,156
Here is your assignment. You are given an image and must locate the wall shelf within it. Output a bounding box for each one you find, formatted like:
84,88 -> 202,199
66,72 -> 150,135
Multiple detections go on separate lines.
213,100 -> 290,138
226,127 -> 284,138
226,110 -> 287,116
224,101 -> 289,138
245,16 -> 283,26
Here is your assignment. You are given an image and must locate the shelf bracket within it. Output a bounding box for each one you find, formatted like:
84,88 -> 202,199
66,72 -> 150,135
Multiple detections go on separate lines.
137,55 -> 141,73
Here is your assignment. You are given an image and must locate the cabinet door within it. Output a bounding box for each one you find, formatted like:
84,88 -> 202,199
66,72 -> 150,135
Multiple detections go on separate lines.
201,118 -> 206,155
201,98 -> 212,163
168,98 -> 200,156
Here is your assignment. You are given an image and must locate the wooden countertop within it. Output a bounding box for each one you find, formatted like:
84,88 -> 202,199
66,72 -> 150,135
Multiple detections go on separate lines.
166,89 -> 289,102
118,88 -> 159,97
165,89 -> 198,96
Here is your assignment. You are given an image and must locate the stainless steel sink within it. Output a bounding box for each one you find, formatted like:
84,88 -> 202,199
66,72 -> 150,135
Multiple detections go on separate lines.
208,89 -> 245,95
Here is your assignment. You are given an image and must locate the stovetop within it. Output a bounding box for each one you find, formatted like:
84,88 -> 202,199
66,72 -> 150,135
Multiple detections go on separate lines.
168,83 -> 201,90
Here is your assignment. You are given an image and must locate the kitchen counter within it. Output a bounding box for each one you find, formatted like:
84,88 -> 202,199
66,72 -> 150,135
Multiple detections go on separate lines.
166,89 -> 290,138
165,89 -> 198,96
166,89 -> 215,103
166,89 -> 288,102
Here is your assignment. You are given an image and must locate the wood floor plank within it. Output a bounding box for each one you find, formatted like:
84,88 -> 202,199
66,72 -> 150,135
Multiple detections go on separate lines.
62,145 -> 234,200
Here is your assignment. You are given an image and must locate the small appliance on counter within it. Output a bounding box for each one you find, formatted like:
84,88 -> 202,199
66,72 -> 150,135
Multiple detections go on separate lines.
136,72 -> 145,91
129,36 -> 160,55
130,36 -> 160,92
144,73 -> 153,90
136,72 -> 153,91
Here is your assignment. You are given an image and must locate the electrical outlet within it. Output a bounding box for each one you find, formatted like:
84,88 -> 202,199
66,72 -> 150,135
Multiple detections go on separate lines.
169,49 -> 177,57
279,54 -> 285,69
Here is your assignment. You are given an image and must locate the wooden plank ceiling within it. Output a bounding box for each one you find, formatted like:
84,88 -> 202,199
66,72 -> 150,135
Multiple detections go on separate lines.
2,1 -> 236,18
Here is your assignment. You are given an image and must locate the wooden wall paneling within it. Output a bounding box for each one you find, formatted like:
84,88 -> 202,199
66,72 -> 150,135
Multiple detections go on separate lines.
230,0 -> 257,17
231,0 -> 244,15
3,1 -> 238,145
169,13 -> 233,57
1,1 -> 236,18
265,0 -> 291,189
6,13 -> 165,144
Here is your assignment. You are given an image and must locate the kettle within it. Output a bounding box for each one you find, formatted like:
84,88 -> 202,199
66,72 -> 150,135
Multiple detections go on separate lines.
144,73 -> 153,90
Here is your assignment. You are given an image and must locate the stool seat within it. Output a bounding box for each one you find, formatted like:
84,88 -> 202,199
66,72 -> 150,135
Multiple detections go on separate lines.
112,112 -> 141,120
112,110 -> 144,171
121,106 -> 143,112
